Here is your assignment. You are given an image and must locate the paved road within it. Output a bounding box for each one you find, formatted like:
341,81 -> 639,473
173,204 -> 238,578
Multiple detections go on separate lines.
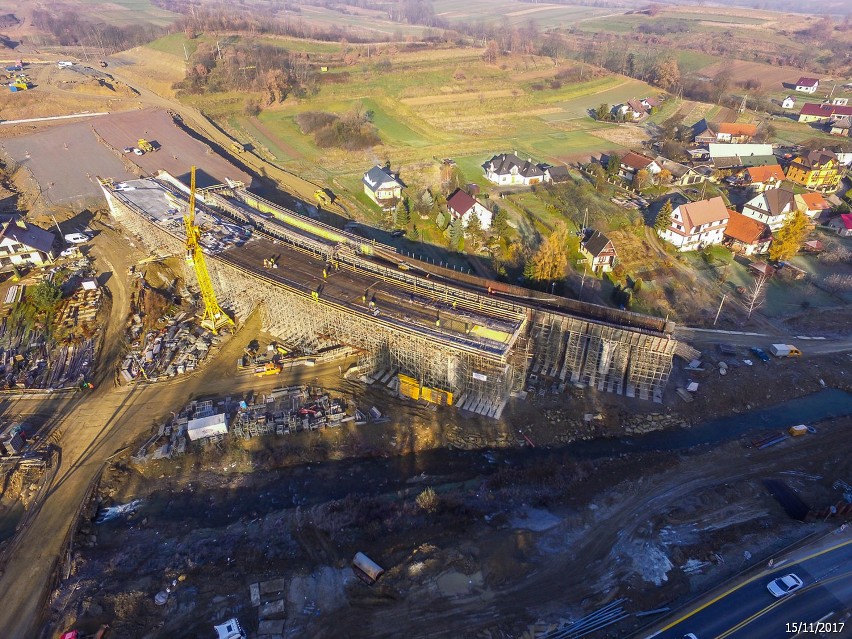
675,326 -> 852,356
645,532 -> 852,639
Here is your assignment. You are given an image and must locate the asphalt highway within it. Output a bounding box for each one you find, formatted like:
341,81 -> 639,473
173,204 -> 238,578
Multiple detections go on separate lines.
646,534 -> 852,639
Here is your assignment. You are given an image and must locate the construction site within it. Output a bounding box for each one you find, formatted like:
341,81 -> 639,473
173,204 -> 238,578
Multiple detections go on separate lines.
100,170 -> 688,416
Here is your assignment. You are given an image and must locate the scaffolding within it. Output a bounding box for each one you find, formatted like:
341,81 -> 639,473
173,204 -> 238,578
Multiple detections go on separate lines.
102,176 -> 683,414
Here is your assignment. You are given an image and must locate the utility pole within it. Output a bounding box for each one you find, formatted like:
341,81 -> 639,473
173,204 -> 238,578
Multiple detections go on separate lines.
713,293 -> 727,326
738,94 -> 748,114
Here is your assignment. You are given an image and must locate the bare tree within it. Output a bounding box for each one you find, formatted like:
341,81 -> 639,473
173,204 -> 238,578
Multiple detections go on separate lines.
746,272 -> 768,319
823,273 -> 852,295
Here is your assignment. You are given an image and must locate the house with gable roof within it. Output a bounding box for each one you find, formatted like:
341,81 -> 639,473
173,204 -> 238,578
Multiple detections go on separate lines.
580,229 -> 617,273
744,164 -> 785,192
446,188 -> 492,230
0,216 -> 56,268
785,150 -> 842,193
482,153 -> 547,186
658,196 -> 730,251
741,186 -> 796,231
362,165 -> 403,209
795,77 -> 819,94
723,211 -> 772,256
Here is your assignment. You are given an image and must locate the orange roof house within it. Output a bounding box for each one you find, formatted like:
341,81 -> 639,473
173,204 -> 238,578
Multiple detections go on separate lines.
724,210 -> 772,256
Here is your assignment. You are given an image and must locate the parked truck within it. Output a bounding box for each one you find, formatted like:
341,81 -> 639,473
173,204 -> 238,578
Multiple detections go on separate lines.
770,344 -> 801,358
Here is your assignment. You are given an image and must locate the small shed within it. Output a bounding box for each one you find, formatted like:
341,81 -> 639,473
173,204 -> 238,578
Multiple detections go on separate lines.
186,413 -> 228,441
748,261 -> 775,277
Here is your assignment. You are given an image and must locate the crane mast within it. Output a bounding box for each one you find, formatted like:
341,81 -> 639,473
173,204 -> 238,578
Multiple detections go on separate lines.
184,166 -> 234,334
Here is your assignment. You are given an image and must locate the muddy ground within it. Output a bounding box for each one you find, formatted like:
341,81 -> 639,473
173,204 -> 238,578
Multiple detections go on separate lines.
44,372 -> 852,639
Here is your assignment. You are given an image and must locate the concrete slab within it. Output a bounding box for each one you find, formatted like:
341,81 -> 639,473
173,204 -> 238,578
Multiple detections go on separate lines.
259,578 -> 288,596
259,598 -> 286,619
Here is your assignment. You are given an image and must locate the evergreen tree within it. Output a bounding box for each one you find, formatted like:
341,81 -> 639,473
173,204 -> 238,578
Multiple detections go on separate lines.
655,200 -> 673,232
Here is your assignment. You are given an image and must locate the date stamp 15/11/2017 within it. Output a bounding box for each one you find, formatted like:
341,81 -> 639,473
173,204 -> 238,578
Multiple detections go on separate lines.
786,621 -> 845,634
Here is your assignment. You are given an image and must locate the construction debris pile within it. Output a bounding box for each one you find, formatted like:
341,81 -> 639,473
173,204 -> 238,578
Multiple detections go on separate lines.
121,314 -> 220,383
132,387 -> 351,464
232,386 -> 350,438
0,271 -> 100,389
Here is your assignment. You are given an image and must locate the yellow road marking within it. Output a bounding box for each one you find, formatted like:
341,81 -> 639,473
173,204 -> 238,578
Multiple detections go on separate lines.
659,538 -> 852,632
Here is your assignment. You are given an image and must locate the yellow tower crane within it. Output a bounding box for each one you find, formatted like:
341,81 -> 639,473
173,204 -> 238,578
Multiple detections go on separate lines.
184,166 -> 234,334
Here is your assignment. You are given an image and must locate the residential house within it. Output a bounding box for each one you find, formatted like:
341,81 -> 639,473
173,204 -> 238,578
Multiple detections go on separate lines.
785,150 -> 842,193
723,211 -> 772,256
829,116 -> 851,137
827,213 -> 852,237
362,165 -> 403,209
708,143 -> 775,170
744,164 -> 785,192
795,192 -> 831,220
544,165 -> 571,183
659,196 -> 730,251
655,156 -> 706,186
798,102 -> 852,124
0,216 -> 55,268
724,210 -> 772,255
482,153 -> 547,186
691,119 -> 716,146
580,229 -> 617,273
794,77 -> 819,94
781,96 -> 796,109
716,123 -> 758,144
617,151 -> 662,181
446,188 -> 492,230
641,97 -> 661,111
741,186 -> 796,231
613,99 -> 646,121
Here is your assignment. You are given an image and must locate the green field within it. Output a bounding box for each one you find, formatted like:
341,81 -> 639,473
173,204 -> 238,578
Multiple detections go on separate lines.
147,33 -> 200,58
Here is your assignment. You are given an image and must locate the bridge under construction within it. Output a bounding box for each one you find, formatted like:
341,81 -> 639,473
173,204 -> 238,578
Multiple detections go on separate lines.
101,172 -> 692,418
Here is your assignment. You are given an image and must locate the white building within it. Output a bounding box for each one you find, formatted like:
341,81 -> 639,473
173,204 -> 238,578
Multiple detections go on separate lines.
795,77 -> 819,94
741,186 -> 796,231
482,153 -> 547,186
782,96 -> 796,109
0,217 -> 56,268
659,196 -> 730,252
446,189 -> 492,229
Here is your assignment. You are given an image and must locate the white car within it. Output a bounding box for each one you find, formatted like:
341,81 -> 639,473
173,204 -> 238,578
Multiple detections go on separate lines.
59,247 -> 78,258
64,232 -> 90,245
132,148 -> 144,156
767,573 -> 803,597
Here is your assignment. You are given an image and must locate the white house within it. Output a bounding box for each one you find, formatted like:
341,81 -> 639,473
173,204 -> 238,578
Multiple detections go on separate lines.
0,217 -> 56,268
362,165 -> 403,209
795,77 -> 819,94
781,95 -> 796,109
659,196 -> 730,252
482,153 -> 547,186
446,189 -> 492,229
741,186 -> 796,231
827,213 -> 852,237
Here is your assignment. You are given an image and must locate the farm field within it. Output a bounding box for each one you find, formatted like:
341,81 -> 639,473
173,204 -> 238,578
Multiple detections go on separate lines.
431,0 -> 611,28
242,51 -> 657,187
